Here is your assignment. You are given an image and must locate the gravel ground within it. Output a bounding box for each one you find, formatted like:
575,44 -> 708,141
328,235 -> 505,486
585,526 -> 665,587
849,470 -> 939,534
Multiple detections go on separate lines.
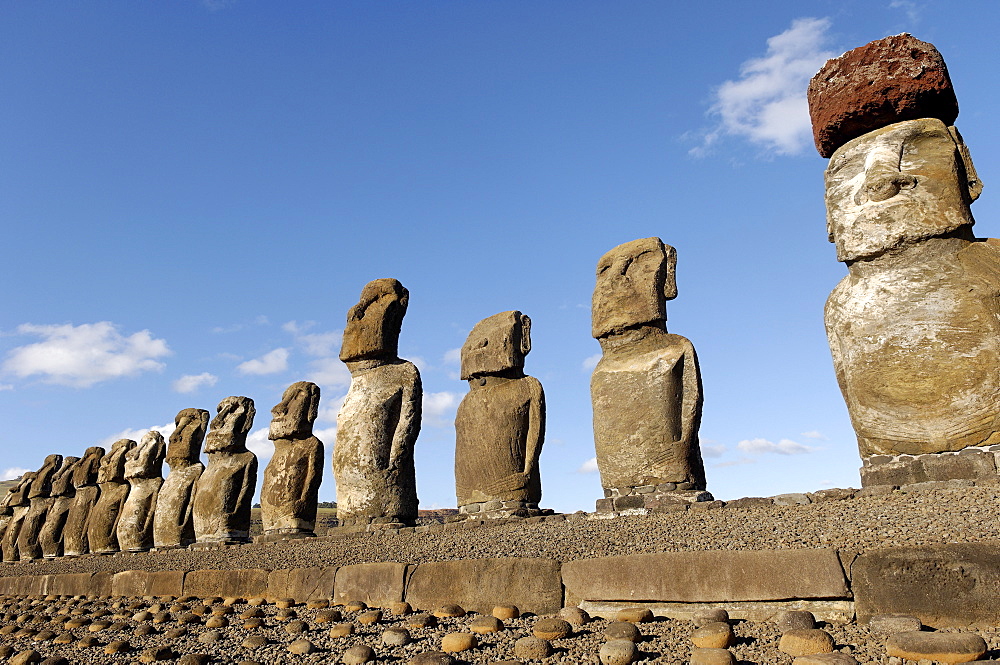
1,483 -> 997,577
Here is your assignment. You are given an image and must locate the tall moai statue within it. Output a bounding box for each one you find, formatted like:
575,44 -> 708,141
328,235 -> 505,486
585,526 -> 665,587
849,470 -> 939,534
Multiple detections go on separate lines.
62,446 -> 104,556
809,34 -> 1000,487
193,396 -> 258,545
0,474 -> 28,554
39,456 -> 80,558
117,431 -> 166,552
260,381 -> 323,540
334,279 -> 422,527
17,454 -> 63,560
153,408 -> 209,549
455,311 -> 546,518
590,238 -> 709,513
88,438 -> 136,554
0,472 -> 35,562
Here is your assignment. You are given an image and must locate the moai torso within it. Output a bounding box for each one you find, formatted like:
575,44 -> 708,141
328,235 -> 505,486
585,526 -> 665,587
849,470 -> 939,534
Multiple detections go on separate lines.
193,396 -> 258,544
88,439 -> 136,554
18,454 -> 63,560
117,431 -> 165,552
590,238 -> 706,501
39,456 -> 80,558
454,311 -> 545,516
334,279 -> 422,526
1,472 -> 35,562
63,446 -> 104,556
153,408 -> 209,549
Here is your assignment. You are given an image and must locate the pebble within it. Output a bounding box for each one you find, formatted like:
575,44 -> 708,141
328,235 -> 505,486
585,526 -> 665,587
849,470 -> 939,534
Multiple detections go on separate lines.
178,655 -> 210,665
316,608 -> 343,623
406,613 -> 437,628
342,644 -> 377,663
692,621 -> 735,648
242,634 -> 268,648
330,622 -> 355,638
514,636 -> 553,659
274,597 -> 297,609
285,619 -> 309,634
382,626 -> 412,646
604,620 -> 641,642
693,608 -> 730,627
533,616 -> 572,639
288,638 -> 316,654
358,609 -> 383,624
139,645 -> 173,662
792,654 -> 860,665
344,600 -> 367,612
441,631 -> 477,652
407,652 -> 457,665
690,648 -> 736,665
197,630 -> 222,643
777,610 -> 817,632
779,628 -> 836,656
559,606 -> 591,625
242,617 -> 265,629
204,615 -> 228,627
616,607 -> 654,623
885,631 -> 987,663
103,639 -> 131,654
600,638 -> 638,665
389,601 -> 412,615
434,604 -> 466,618
306,599 -> 329,609
9,651 -> 41,665
469,615 -> 503,633
492,605 -> 519,619
868,613 -> 923,634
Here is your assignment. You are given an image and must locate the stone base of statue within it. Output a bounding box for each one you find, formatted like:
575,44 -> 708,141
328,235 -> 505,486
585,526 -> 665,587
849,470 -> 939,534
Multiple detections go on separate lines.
189,536 -> 248,550
595,485 -> 714,514
457,499 -> 548,520
337,514 -> 414,528
254,529 -> 316,543
860,447 -> 1000,487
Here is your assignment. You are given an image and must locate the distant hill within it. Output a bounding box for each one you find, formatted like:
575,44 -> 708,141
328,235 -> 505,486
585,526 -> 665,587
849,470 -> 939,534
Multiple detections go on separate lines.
0,478 -> 20,503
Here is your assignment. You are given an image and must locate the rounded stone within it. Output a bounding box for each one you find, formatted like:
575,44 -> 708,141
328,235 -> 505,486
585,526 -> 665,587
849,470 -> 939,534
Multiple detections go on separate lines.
434,604 -> 466,618
246,598 -> 266,606
533,617 -> 572,640
470,615 -> 503,634
600,639 -> 638,665
690,647 -> 736,665
205,616 -> 229,628
211,605 -> 234,615
492,605 -> 519,620
779,629 -> 836,657
132,611 -> 153,621
344,600 -> 367,612
275,598 -> 297,609
514,636 -> 552,659
285,620 -> 309,634
178,613 -> 202,625
382,627 -> 412,646
358,609 -> 383,624
103,640 -> 131,655
791,654 -> 859,665
692,622 -> 735,649
9,651 -> 41,665
868,614 -> 922,635
317,608 -> 343,623
288,639 -> 315,654
776,610 -> 816,632
406,613 -> 438,628
74,636 -> 100,648
274,608 -> 297,621
165,627 -> 188,638
604,621 -> 641,642
306,599 -> 330,609
240,608 -> 265,619
616,607 -> 654,623
53,632 -> 74,644
692,608 -> 730,627
389,601 -> 412,615
197,630 -> 222,643
330,623 -> 355,638
441,632 -> 478,652
885,631 -> 987,664
559,606 -> 591,625
243,618 -> 265,629
242,635 -> 267,648
407,653 -> 457,665
342,645 -> 376,664
134,624 -> 156,636
139,646 -> 174,661
178,656 -> 210,665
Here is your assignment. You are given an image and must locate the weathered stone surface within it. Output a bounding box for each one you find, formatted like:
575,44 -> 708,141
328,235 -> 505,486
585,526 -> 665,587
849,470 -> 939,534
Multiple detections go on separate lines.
692,622 -> 735,648
808,34 -> 959,157
690,648 -> 736,665
824,116 -> 997,461
117,431 -> 165,552
862,451 -> 997,487
591,238 -> 706,493
17,455 -> 62,560
854,543 -> 1000,627
335,279 -> 421,525
183,569 -> 269,599
868,613 -> 922,634
62,447 -> 103,557
600,639 -> 638,665
778,629 -> 835,656
405,558 -> 562,615
334,562 -> 407,606
38,456 -> 79,558
88,439 -> 136,554
792,655 -> 858,665
886,631 -> 986,663
455,311 -> 544,510
261,382 -> 323,537
266,567 -> 336,602
514,636 -> 552,659
533,617 -> 571,640
441,632 -> 477,652
776,610 -> 816,632
193,396 -> 257,544
692,608 -> 729,627
154,408 -> 208,549
0,472 -> 33,562
112,570 -> 185,598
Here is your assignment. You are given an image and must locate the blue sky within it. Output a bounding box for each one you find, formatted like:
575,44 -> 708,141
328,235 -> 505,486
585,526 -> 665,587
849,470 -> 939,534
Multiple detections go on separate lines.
2,1 -> 998,512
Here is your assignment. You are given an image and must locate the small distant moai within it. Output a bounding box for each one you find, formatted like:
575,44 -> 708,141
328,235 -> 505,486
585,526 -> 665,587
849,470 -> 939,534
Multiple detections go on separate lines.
809,34 -> 1000,487
117,431 -> 166,552
88,438 -> 136,554
193,396 -> 258,545
0,474 -> 28,553
17,454 -> 63,560
455,311 -> 546,518
62,446 -> 104,557
39,456 -> 80,558
260,381 -> 324,540
153,408 -> 209,549
0,472 -> 35,562
590,238 -> 709,513
334,279 -> 422,528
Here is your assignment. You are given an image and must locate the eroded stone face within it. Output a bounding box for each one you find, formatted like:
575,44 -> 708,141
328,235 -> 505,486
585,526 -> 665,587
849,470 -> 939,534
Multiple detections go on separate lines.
167,408 -> 210,464
63,447 -> 104,557
117,431 -> 166,552
154,408 -> 209,549
340,278 -> 409,363
39,456 -> 79,558
592,238 -> 677,339
18,454 -> 63,560
88,439 -> 136,554
0,472 -> 34,562
261,381 -> 324,536
455,311 -> 545,510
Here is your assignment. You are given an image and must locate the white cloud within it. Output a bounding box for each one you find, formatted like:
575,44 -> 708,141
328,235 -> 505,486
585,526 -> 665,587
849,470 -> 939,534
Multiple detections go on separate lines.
702,443 -> 727,458
800,430 -> 828,440
737,437 -> 813,455
576,457 -> 600,474
172,372 -> 218,394
423,391 -> 461,428
100,422 -> 176,448
889,0 -> 922,24
1,467 -> 31,481
237,348 -> 289,376
245,427 -> 273,465
442,348 -> 462,365
713,457 -> 758,468
582,353 -> 602,371
0,384 -> 12,391
694,17 -> 835,156
308,358 -> 352,390
3,322 -> 170,387
314,425 -> 338,444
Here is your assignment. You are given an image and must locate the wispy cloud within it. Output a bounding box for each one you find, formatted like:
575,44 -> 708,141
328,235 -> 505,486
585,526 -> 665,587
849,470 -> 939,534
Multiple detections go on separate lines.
423,391 -> 461,428
442,348 -> 461,365
713,457 -> 757,468
693,17 -> 835,156
582,353 -> 601,371
800,430 -> 828,440
576,457 -> 600,474
307,358 -> 352,390
1,467 -> 31,481
3,322 -> 169,387
237,348 -> 289,376
737,437 -> 813,455
888,0 -> 923,25
245,427 -> 273,465
172,372 -> 218,394
100,422 -> 176,448
702,443 -> 727,458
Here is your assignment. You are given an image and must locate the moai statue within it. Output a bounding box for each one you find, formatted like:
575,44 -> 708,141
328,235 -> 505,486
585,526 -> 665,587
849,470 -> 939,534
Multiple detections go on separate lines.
260,381 -> 323,540
0,472 -> 35,562
153,408 -> 209,549
117,431 -> 166,552
62,446 -> 104,556
192,396 -> 258,544
809,35 -> 1000,487
334,279 -> 422,527
590,238 -> 709,513
455,311 -> 546,518
17,454 -> 63,560
87,438 -> 136,554
39,456 -> 80,558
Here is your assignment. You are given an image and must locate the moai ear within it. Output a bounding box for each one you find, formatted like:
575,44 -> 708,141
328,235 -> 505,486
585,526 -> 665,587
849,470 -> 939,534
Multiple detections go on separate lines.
949,126 -> 983,202
662,243 -> 678,301
519,314 -> 532,357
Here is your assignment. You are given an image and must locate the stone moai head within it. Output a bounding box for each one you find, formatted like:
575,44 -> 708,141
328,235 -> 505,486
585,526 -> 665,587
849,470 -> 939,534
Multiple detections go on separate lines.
592,237 -> 677,339
4,472 -> 35,509
50,456 -> 80,497
28,454 -> 64,499
167,408 -> 210,465
460,311 -> 531,380
340,278 -> 409,362
269,381 -> 321,440
204,396 -> 256,454
125,431 -> 166,480
73,447 -> 105,488
97,439 -> 136,484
